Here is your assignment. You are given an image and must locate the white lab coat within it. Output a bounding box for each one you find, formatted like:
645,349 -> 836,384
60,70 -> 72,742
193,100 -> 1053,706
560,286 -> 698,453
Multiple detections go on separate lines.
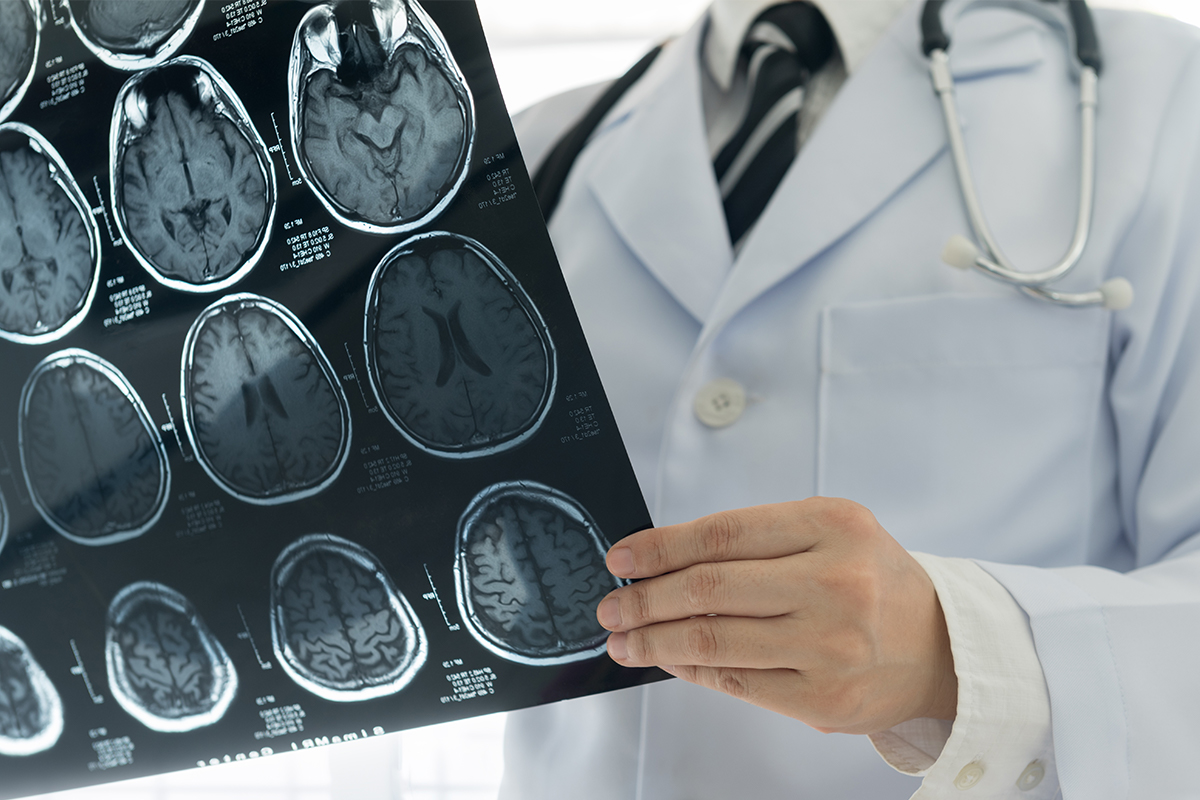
502,1 -> 1200,798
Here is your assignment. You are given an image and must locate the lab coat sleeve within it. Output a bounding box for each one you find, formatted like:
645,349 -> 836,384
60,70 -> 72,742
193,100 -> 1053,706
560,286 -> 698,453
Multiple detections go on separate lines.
974,47 -> 1200,799
870,555 -> 1057,799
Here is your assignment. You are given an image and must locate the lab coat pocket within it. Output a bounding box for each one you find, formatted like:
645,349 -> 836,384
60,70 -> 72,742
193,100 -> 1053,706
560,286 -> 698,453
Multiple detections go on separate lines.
817,294 -> 1108,565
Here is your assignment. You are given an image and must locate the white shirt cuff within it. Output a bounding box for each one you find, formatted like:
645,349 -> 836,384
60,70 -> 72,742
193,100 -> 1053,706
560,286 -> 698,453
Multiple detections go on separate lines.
868,554 -> 1058,799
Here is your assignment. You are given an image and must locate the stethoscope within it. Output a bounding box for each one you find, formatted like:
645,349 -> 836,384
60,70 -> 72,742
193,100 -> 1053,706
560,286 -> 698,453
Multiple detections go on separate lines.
922,0 -> 1133,309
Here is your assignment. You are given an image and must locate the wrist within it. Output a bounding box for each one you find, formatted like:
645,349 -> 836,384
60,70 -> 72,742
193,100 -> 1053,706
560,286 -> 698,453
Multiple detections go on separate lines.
922,597 -> 958,722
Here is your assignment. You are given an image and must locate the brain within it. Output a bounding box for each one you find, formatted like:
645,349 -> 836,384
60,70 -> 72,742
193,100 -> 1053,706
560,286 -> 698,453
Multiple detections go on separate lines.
271,534 -> 427,701
455,482 -> 618,665
183,294 -> 351,504
19,350 -> 170,546
290,1 -> 473,232
0,626 -> 63,757
0,1 -> 37,120
113,58 -> 274,292
106,582 -> 238,732
0,125 -> 100,344
367,234 -> 554,457
73,0 -> 196,52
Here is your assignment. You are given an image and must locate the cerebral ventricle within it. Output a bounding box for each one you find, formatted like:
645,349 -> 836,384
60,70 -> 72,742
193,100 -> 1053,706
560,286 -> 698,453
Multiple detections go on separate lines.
368,234 -> 554,457
20,351 -> 168,545
184,295 -> 350,503
114,59 -> 273,290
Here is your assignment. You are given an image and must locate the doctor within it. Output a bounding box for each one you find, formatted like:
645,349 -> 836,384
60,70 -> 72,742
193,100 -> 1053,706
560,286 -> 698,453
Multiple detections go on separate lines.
502,0 -> 1200,798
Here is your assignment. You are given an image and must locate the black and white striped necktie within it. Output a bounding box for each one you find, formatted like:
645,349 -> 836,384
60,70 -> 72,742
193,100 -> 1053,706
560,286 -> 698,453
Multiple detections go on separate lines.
713,2 -> 835,246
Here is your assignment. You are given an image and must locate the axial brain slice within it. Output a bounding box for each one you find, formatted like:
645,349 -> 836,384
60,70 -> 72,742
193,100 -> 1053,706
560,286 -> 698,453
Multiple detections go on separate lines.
79,0 -> 194,53
116,61 -> 271,290
106,582 -> 237,732
294,2 -> 471,230
370,237 -> 552,455
0,626 -> 63,757
185,296 -> 349,503
457,483 -> 618,664
0,2 -> 36,114
271,535 -> 426,701
20,352 -> 168,544
0,130 -> 97,341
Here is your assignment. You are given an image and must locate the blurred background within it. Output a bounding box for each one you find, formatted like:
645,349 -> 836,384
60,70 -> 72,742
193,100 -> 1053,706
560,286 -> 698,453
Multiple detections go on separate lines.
31,0 -> 1198,799
480,0 -> 1200,114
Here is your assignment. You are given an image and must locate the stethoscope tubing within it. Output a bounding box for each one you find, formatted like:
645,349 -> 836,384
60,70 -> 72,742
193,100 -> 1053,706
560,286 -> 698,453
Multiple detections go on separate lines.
925,0 -> 1131,309
931,50 -> 1097,288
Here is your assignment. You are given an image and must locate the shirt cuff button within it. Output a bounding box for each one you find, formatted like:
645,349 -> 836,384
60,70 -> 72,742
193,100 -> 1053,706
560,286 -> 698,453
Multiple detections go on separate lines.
954,762 -> 985,790
1017,761 -> 1045,791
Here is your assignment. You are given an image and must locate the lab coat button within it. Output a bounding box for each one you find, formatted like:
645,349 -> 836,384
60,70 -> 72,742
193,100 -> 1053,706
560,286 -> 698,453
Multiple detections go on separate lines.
1016,761 -> 1045,791
954,762 -> 985,790
693,378 -> 746,428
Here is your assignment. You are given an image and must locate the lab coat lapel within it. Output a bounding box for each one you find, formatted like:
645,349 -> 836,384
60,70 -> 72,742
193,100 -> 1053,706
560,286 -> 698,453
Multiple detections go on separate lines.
705,1 -> 1045,332
585,20 -> 734,324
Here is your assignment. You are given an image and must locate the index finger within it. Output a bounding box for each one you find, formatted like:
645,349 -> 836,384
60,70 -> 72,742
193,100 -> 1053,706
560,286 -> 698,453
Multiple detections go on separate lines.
607,500 -> 848,579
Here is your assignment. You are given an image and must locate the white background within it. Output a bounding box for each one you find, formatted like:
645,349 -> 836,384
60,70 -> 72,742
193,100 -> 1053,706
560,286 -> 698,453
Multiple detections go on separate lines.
30,1 -> 1198,799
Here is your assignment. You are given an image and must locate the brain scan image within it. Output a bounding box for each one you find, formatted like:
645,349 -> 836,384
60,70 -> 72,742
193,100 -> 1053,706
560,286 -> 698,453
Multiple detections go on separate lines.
111,57 -> 276,293
182,294 -> 352,505
0,626 -> 63,757
67,0 -> 204,70
289,0 -> 474,234
0,124 -> 102,345
19,350 -> 170,546
271,534 -> 427,702
0,0 -> 39,123
106,582 -> 238,733
455,482 -> 620,666
366,233 -> 555,458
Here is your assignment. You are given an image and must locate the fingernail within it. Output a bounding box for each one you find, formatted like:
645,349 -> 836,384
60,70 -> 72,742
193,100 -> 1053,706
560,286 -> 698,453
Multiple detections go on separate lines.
607,632 -> 628,662
597,597 -> 621,629
660,665 -> 678,676
608,547 -> 635,577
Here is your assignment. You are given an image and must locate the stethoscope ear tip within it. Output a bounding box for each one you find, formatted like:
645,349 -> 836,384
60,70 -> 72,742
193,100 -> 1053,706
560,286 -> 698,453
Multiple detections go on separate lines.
1100,277 -> 1134,310
941,235 -> 981,270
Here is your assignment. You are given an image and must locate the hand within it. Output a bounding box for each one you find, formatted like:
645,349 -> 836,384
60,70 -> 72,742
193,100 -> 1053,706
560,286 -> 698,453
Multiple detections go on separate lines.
596,497 -> 957,735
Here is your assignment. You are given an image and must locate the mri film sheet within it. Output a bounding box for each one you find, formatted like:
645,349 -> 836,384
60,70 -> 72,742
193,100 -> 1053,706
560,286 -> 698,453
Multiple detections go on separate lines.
0,3 -> 655,798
